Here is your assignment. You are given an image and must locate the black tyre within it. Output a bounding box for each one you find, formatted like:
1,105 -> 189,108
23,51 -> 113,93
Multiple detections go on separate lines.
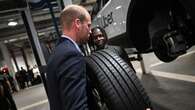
107,46 -> 129,63
152,29 -> 178,62
106,46 -> 135,71
85,49 -> 152,110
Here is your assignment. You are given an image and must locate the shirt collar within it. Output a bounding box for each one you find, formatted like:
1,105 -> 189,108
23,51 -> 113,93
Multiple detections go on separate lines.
61,34 -> 82,53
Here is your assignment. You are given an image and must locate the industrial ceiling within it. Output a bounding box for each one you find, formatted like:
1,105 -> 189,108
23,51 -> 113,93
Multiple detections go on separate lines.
0,0 -> 95,50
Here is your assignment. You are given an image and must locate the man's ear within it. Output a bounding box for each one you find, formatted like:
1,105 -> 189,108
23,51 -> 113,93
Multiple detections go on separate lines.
74,18 -> 81,29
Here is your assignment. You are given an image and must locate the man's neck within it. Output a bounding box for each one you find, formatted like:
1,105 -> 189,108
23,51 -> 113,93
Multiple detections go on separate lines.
63,31 -> 77,43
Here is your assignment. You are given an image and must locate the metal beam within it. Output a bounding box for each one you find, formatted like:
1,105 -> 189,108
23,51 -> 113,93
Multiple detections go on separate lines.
21,7 -> 48,95
63,0 -> 72,6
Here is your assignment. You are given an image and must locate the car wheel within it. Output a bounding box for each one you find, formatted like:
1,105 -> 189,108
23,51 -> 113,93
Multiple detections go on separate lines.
85,49 -> 152,110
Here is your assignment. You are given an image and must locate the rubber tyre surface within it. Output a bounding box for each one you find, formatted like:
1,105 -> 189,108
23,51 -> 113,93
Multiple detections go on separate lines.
106,46 -> 135,71
85,49 -> 152,110
107,46 -> 129,63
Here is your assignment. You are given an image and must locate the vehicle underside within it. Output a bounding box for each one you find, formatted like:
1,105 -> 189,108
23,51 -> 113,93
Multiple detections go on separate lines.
127,0 -> 195,62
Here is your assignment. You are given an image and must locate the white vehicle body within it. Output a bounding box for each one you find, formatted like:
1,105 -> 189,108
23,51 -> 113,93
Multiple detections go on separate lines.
92,0 -> 130,40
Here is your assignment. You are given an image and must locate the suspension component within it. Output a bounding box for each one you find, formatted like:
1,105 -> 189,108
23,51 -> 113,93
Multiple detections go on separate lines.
152,29 -> 187,62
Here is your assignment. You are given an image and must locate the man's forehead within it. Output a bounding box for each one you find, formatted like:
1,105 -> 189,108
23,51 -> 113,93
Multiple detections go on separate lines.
94,28 -> 101,33
93,31 -> 103,36
86,15 -> 91,22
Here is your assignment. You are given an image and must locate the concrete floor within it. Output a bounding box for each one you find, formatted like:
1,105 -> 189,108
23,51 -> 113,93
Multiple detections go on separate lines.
141,74 -> 195,110
133,46 -> 195,110
13,84 -> 49,110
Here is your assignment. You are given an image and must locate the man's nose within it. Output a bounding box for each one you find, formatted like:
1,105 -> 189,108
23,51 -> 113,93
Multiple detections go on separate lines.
89,30 -> 92,34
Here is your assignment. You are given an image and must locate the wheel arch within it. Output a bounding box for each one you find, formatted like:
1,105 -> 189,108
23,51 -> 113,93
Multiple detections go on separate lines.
126,0 -> 186,53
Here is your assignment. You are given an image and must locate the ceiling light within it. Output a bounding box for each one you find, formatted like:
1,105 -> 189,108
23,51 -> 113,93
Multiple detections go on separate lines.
8,21 -> 18,26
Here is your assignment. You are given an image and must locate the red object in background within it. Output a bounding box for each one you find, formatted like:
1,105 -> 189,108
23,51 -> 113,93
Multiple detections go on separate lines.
2,67 -> 9,74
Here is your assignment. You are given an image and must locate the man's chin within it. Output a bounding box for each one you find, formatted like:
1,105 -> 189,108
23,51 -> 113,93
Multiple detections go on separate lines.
96,44 -> 105,49
80,39 -> 88,44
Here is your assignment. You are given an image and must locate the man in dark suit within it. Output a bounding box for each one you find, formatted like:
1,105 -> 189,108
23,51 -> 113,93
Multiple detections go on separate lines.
46,5 -> 91,110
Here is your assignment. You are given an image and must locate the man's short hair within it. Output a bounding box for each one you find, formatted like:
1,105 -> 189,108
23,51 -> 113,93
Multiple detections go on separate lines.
60,5 -> 88,30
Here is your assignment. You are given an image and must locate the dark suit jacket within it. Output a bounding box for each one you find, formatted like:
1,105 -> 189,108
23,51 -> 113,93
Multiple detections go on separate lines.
46,37 -> 89,110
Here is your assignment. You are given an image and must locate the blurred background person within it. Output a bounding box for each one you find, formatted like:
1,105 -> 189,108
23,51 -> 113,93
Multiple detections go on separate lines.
0,68 -> 18,110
